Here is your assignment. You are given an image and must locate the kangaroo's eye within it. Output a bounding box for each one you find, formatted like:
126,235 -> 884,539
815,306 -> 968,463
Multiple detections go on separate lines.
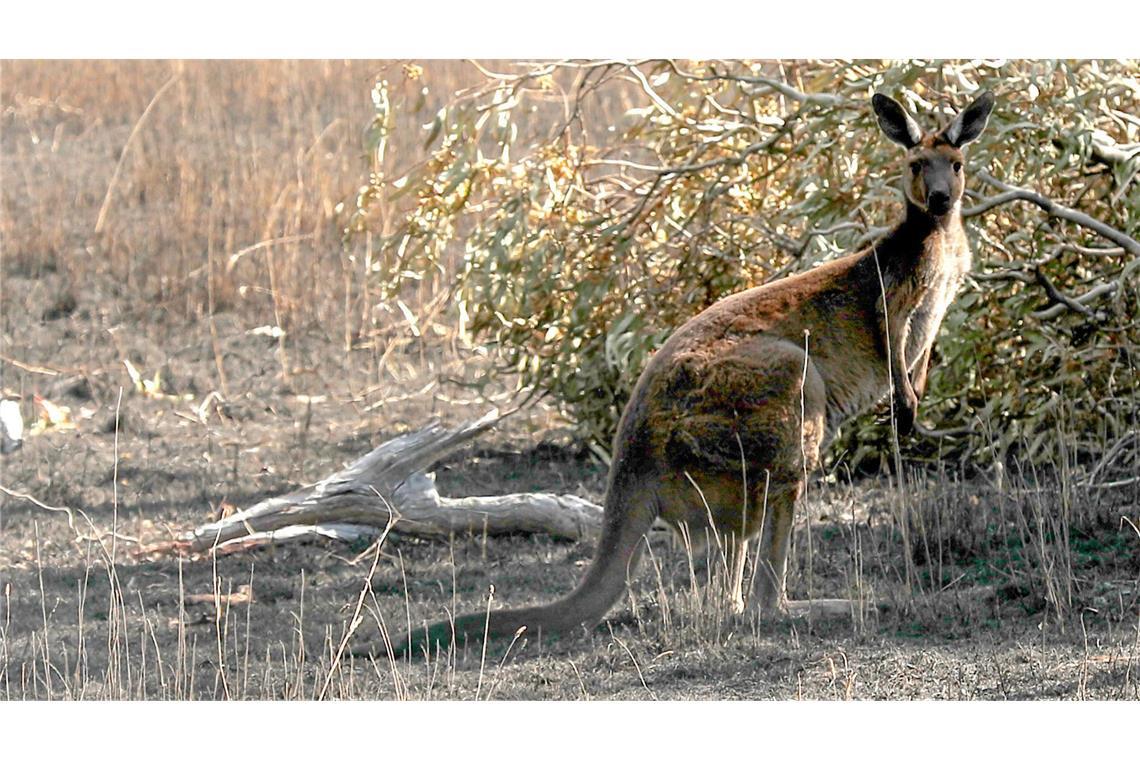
953,161 -> 963,173
910,162 -> 922,175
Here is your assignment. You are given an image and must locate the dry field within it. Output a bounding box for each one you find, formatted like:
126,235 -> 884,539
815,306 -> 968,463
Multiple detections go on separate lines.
1,60 -> 1137,701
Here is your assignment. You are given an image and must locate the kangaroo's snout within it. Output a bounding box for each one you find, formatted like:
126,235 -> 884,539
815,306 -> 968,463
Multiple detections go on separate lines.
926,188 -> 951,215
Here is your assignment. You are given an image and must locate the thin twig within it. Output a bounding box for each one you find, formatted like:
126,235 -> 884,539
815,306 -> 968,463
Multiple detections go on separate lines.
0,355 -> 63,376
94,72 -> 180,234
319,514 -> 396,700
0,485 -> 138,546
913,422 -> 972,439
225,233 -> 317,271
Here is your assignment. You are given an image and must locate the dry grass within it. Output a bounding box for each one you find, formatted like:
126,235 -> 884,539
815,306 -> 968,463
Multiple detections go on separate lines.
3,459 -> 1137,700
1,60 -> 495,332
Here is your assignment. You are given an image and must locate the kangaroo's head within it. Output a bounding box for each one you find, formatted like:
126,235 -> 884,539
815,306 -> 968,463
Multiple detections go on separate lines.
872,91 -> 995,219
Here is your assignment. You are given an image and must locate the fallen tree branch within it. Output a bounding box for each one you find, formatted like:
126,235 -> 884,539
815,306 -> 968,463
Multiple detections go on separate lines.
147,410 -> 603,558
663,62 -> 852,108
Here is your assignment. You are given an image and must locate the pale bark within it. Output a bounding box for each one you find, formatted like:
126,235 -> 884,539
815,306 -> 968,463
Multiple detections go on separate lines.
151,410 -> 603,557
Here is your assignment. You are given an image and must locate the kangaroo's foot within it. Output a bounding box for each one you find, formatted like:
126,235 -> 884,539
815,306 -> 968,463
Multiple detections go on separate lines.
783,598 -> 861,619
746,595 -> 868,623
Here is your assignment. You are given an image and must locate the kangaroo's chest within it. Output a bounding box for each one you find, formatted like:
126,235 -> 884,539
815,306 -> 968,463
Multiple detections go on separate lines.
904,234 -> 971,367
904,272 -> 959,365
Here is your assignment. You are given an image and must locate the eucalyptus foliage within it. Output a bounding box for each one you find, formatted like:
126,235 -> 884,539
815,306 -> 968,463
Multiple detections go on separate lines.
345,60 -> 1138,476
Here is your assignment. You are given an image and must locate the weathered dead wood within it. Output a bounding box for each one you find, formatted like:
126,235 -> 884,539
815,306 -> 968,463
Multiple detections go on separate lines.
150,410 -> 603,557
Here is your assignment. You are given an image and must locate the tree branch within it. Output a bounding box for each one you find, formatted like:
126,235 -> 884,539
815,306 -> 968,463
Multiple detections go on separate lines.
1033,268 -> 1098,319
1031,280 -> 1119,321
663,61 -> 851,107
964,171 -> 1140,256
1052,132 -> 1140,172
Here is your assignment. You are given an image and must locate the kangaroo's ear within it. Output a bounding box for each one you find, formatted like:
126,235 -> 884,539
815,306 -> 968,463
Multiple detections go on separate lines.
942,91 -> 995,147
872,93 -> 923,149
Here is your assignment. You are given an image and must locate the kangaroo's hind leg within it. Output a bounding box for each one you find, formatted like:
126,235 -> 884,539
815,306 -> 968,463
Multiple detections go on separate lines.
741,351 -> 858,620
747,477 -> 800,614
747,475 -> 862,620
657,469 -> 754,614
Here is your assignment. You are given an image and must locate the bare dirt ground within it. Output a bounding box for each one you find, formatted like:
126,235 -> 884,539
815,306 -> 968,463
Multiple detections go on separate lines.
1,269 -> 1137,700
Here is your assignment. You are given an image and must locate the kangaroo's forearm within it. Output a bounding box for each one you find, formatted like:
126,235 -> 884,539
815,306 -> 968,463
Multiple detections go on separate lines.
885,311 -> 915,401
911,346 -> 932,399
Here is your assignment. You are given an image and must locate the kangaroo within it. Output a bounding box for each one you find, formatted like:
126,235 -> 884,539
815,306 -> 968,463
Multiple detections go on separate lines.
387,90 -> 995,658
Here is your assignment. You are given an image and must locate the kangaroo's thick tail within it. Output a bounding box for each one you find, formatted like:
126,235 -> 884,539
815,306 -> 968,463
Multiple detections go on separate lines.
383,474 -> 658,659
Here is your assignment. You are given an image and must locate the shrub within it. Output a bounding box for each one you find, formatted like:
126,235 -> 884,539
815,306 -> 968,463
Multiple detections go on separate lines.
345,60 -> 1139,477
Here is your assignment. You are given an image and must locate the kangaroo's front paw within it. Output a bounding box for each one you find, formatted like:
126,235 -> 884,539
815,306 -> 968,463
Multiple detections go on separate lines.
892,388 -> 918,436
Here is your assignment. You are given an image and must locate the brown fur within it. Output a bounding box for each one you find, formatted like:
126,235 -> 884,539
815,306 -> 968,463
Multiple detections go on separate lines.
387,90 -> 995,658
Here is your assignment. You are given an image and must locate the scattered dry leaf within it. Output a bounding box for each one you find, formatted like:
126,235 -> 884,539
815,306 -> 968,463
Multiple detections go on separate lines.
123,359 -> 193,401
31,395 -> 75,434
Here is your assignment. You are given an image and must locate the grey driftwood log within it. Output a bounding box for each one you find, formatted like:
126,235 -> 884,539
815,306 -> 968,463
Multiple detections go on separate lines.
163,410 -> 603,556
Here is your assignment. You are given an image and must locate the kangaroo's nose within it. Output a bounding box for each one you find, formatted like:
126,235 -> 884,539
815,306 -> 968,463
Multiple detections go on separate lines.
927,189 -> 951,214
